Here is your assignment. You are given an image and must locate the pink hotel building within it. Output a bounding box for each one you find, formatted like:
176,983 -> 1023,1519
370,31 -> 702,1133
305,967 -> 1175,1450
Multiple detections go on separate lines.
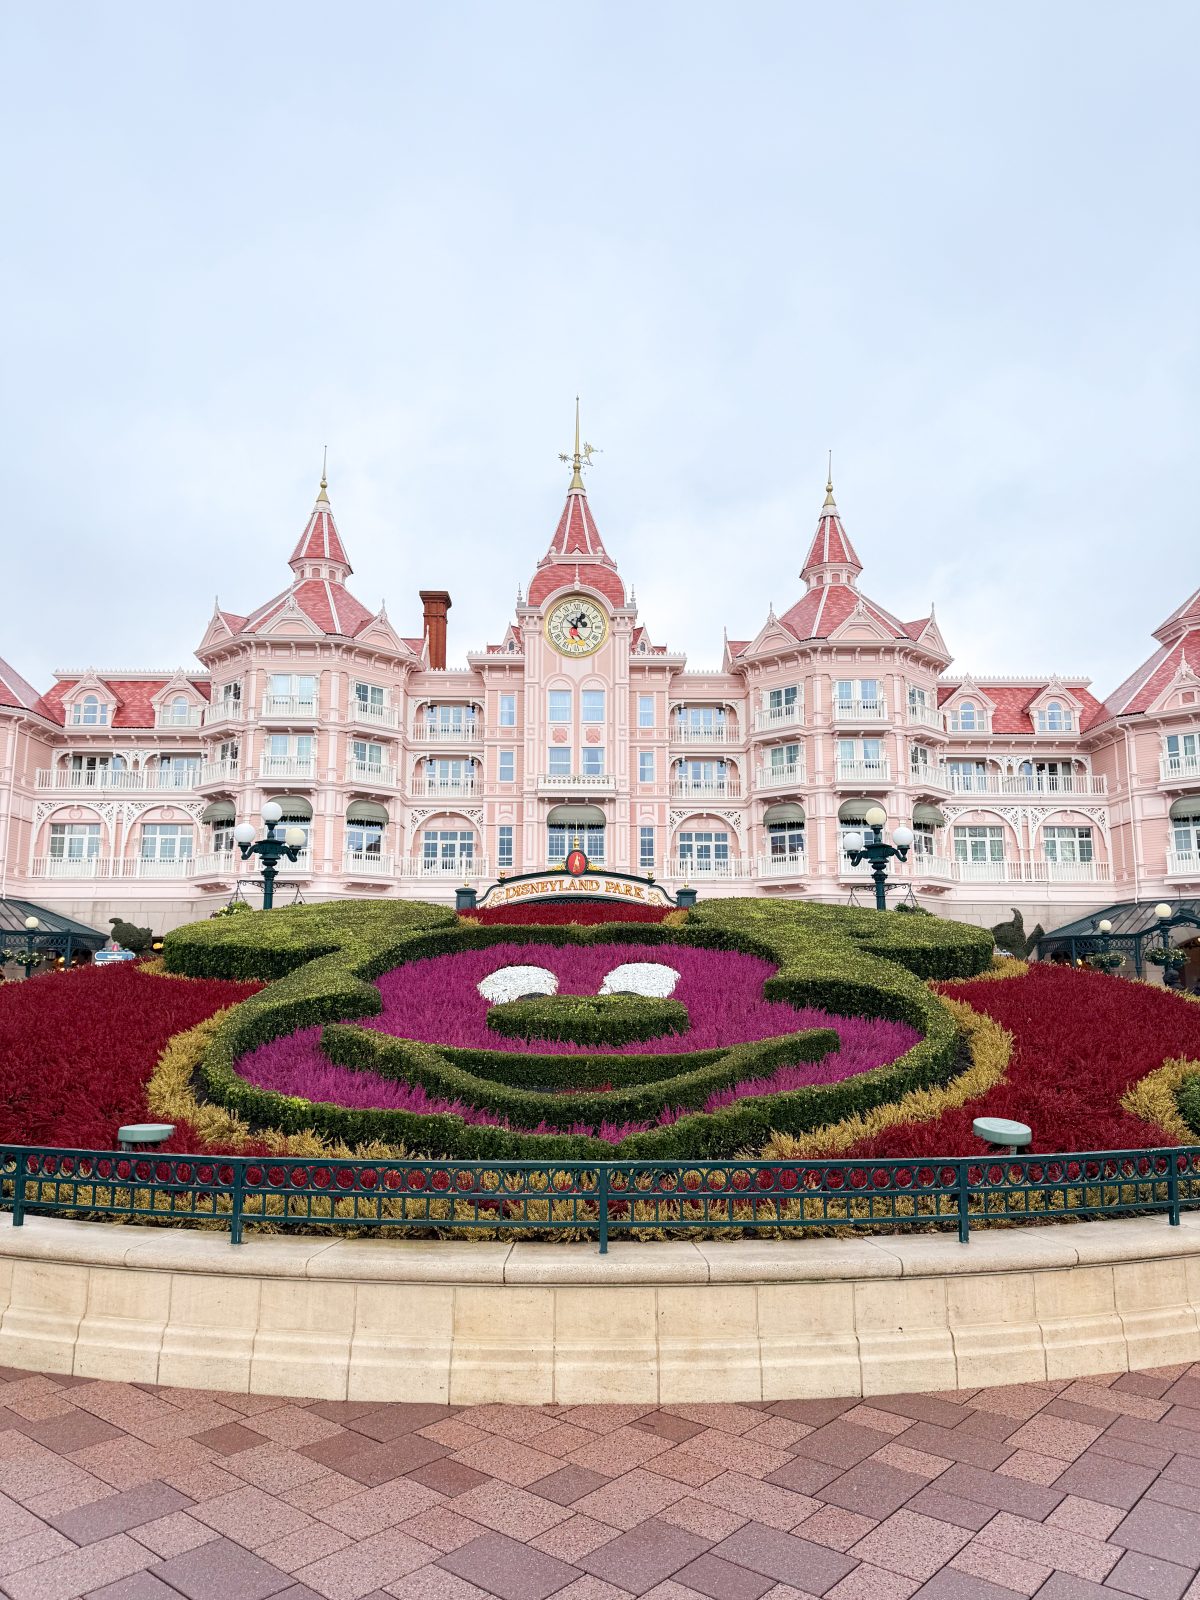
1,448 -> 1199,936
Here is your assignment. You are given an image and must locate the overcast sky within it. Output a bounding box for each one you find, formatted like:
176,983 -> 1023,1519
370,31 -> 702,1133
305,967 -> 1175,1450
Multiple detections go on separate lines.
2,2 -> 1197,693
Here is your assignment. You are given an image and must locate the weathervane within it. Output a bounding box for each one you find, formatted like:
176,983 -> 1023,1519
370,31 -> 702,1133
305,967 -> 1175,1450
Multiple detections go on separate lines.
558,396 -> 600,490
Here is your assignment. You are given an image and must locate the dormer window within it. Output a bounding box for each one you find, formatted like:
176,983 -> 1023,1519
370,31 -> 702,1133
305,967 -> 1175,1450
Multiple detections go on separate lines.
951,699 -> 978,732
1037,700 -> 1074,734
71,694 -> 108,727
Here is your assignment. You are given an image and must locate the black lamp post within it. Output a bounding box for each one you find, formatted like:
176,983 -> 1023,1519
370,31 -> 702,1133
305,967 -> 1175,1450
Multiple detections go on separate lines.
234,803 -> 305,910
23,915 -> 40,980
1154,900 -> 1183,987
843,806 -> 914,912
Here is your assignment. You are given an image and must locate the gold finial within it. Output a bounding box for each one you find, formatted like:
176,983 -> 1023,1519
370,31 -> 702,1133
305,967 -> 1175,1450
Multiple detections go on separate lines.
823,450 -> 836,509
317,445 -> 330,503
558,396 -> 600,491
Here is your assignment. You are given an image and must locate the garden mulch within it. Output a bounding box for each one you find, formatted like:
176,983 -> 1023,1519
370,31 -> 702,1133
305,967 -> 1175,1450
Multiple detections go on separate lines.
1,1364 -> 1200,1599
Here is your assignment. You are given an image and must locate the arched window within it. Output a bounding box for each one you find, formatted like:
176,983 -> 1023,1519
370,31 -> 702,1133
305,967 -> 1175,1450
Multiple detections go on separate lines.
957,699 -> 977,731
77,694 -> 107,727
1045,700 -> 1063,731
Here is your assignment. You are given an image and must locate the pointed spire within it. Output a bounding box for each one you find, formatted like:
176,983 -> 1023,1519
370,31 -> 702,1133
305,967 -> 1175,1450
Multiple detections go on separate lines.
823,450 -> 836,509
289,467 -> 351,580
316,445 -> 329,504
800,473 -> 862,590
558,397 -> 600,493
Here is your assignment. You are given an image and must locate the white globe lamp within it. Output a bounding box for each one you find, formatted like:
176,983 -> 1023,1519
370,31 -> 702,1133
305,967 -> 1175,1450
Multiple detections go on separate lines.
233,822 -> 256,846
1155,902 -> 1173,921
284,827 -> 307,849
843,830 -> 864,854
892,826 -> 915,850
1097,919 -> 1113,935
262,802 -> 283,826
24,916 -> 39,931
864,805 -> 887,830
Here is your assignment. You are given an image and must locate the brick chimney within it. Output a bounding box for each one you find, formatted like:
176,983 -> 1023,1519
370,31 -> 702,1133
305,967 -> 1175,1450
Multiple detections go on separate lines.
419,590 -> 452,670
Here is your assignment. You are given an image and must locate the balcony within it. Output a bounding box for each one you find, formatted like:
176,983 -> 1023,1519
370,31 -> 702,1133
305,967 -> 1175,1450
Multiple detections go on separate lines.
347,701 -> 398,730
409,777 -> 478,799
670,779 -> 742,801
29,855 -> 196,880
202,701 -> 243,727
348,761 -> 398,789
758,853 -> 805,878
906,704 -> 944,730
198,761 -> 240,788
670,723 -> 740,745
537,773 -> 617,795
665,857 -> 753,879
194,852 -> 237,880
941,773 -> 1107,797
36,768 -> 143,792
834,759 -> 891,786
261,696 -> 318,721
950,858 -> 1113,884
398,856 -> 492,880
832,698 -> 889,725
753,705 -> 801,734
154,707 -> 203,729
913,854 -> 957,883
410,720 -> 482,743
258,757 -> 316,782
909,765 -> 951,793
146,767 -> 202,791
1166,850 -> 1200,880
343,851 -> 395,878
1160,755 -> 1200,787
756,763 -> 805,790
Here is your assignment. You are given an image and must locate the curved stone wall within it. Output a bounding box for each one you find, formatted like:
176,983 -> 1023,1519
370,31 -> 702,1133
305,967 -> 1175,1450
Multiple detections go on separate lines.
2,1212 -> 1200,1403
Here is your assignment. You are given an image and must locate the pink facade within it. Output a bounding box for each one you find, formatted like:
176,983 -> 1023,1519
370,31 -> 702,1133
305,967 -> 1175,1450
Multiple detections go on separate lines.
2,457 -> 1199,936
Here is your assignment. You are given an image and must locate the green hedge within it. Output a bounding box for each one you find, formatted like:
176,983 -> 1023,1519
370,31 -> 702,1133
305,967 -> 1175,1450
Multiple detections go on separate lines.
485,993 -> 689,1046
181,896 -> 988,1160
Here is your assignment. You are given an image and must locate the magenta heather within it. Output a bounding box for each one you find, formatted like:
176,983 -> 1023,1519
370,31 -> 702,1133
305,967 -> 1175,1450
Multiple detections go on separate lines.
234,942 -> 920,1141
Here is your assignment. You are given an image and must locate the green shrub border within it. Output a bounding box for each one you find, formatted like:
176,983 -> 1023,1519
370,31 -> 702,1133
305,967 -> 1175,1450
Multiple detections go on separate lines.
486,992 -> 689,1046
164,897 -> 991,1160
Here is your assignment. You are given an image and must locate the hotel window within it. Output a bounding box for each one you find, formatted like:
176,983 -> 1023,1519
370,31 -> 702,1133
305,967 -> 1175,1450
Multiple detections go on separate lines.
677,759 -> 728,788
768,742 -> 800,774
947,759 -> 988,791
676,830 -> 729,866
72,694 -> 109,727
837,738 -> 883,771
346,821 -> 383,857
953,825 -> 1005,862
639,751 -> 654,783
548,823 -> 605,864
424,758 -> 472,788
1043,825 -> 1093,864
548,746 -> 571,777
140,824 -> 193,862
1036,700 -> 1074,733
767,820 -> 804,858
423,829 -> 474,867
69,755 -> 125,781
498,693 -> 517,728
498,750 -> 515,783
835,678 -> 881,712
276,810 -> 312,850
765,686 -> 798,718
1172,812 -> 1200,856
582,745 -> 606,777
1166,733 -> 1199,770
218,682 -> 242,714
910,822 -> 936,857
910,744 -> 931,777
949,699 -> 979,732
548,690 -> 572,723
211,822 -> 235,855
678,706 -> 727,736
1017,760 -> 1074,792
425,703 -> 475,733
48,822 -> 101,860
351,740 -> 384,772
158,755 -> 201,788
638,694 -> 655,729
498,824 -> 514,870
908,686 -> 931,718
639,825 -> 655,869
354,682 -> 385,713
217,740 -> 239,767
267,733 -> 313,765
581,690 -> 605,723
268,673 -> 316,708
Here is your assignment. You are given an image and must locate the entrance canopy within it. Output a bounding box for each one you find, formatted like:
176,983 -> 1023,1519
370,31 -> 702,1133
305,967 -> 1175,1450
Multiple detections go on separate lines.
1035,898 -> 1200,975
0,898 -> 107,954
547,804 -> 606,826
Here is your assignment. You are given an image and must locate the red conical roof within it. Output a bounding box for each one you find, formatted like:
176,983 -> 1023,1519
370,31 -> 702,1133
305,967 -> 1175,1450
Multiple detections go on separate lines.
289,475 -> 351,579
800,481 -> 862,586
529,484 -> 626,607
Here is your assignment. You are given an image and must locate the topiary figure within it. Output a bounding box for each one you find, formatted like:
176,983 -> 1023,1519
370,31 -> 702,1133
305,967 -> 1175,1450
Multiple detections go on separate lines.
988,908 -> 1044,959
109,916 -> 154,954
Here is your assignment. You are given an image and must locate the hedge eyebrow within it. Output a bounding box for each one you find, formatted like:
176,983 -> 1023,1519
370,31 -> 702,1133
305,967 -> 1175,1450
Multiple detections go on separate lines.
163,898 -> 994,1161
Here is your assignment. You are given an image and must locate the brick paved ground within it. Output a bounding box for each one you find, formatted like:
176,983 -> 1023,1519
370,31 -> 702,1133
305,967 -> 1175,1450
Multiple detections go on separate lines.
2,1364 -> 1200,1600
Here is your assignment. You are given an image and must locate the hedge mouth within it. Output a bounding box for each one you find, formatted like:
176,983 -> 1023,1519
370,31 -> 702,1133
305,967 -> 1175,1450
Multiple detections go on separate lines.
486,993 -> 690,1047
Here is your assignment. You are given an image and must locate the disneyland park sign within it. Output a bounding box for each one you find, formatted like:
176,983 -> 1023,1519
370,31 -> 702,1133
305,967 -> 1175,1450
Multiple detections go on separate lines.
473,862 -> 678,911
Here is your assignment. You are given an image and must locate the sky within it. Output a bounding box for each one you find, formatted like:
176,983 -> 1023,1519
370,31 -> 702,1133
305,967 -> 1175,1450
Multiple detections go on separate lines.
1,1 -> 1197,693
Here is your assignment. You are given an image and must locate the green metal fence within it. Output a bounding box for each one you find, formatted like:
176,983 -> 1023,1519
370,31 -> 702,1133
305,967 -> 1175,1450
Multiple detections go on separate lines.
3,1144 -> 1195,1252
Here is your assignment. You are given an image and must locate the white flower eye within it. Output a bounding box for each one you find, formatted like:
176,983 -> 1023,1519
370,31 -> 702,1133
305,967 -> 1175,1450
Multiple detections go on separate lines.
478,965 -> 559,1004
599,963 -> 681,998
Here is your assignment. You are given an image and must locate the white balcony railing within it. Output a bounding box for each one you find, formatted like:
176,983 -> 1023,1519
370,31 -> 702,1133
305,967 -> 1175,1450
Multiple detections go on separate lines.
409,777 -> 478,798
670,780 -> 742,800
909,765 -> 951,792
348,761 -> 397,788
258,757 -> 316,781
670,724 -> 740,745
198,761 -> 240,787
754,705 -> 801,732
30,855 -> 112,879
410,721 -> 482,742
950,858 -> 1112,884
914,854 -> 957,881
537,773 -> 617,794
194,852 -> 237,878
30,855 -> 195,880
1166,850 -> 1200,878
126,855 -> 197,879
1161,756 -> 1200,785
146,767 -> 202,790
665,857 -> 754,879
261,696 -> 318,719
757,763 -> 804,790
35,768 -> 143,791
906,704 -> 944,730
202,701 -> 243,725
834,760 -> 891,785
154,707 -> 203,729
832,698 -> 889,723
343,851 -> 395,877
397,856 -> 492,879
757,853 -> 805,877
941,773 -> 1107,797
347,701 -> 398,729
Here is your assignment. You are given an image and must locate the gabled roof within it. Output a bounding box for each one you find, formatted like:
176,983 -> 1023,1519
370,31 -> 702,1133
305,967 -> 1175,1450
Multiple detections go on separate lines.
936,679 -> 1106,733
0,654 -> 40,712
241,579 -> 377,639
35,676 -> 210,729
1154,585 -> 1200,645
778,582 -> 913,644
1105,628 -> 1200,717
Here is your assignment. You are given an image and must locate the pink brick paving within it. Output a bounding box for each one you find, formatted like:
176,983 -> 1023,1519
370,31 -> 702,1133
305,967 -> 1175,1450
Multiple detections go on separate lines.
3,1367 -> 1200,1599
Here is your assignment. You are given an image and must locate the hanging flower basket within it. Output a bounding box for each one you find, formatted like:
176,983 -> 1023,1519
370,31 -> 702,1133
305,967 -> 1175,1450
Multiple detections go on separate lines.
1087,950 -> 1125,973
1146,946 -> 1187,970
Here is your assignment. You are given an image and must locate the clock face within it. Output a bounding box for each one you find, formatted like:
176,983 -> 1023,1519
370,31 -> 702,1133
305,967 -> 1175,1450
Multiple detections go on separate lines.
545,595 -> 608,658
